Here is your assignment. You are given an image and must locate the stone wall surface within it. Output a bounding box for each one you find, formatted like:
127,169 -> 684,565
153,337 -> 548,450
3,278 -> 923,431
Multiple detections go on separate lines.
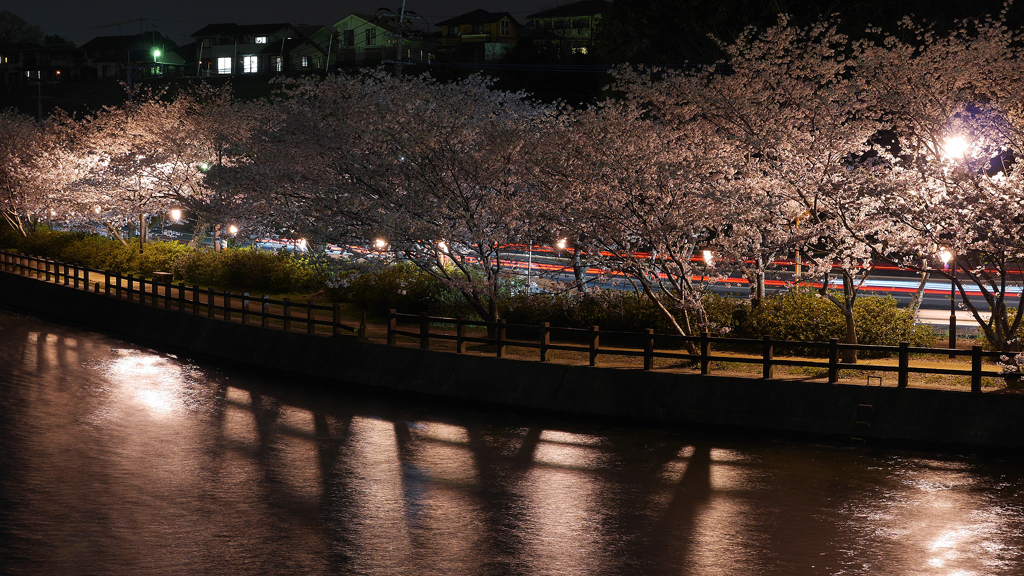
3,271 -> 1023,449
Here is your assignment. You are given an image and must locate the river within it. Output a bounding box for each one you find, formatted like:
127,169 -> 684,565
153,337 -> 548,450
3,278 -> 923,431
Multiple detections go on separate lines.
1,309 -> 1023,576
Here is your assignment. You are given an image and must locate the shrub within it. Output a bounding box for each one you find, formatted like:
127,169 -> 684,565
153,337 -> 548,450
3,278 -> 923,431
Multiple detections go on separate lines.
171,247 -> 320,294
335,262 -> 471,317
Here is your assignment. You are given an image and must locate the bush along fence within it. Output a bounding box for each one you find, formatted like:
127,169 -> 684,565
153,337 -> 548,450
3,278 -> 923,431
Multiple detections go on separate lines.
387,310 -> 1005,394
1,249 -> 359,338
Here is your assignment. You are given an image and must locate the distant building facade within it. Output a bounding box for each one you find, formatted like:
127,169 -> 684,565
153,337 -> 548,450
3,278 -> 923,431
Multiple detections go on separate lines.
191,23 -> 301,76
79,33 -> 185,81
526,0 -> 609,56
436,9 -> 520,61
0,43 -> 80,86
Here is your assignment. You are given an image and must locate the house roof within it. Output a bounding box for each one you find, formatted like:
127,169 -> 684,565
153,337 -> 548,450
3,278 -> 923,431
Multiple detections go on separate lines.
336,13 -> 402,35
436,9 -> 520,27
191,23 -> 297,39
191,23 -> 236,38
527,0 -> 610,20
80,33 -> 177,52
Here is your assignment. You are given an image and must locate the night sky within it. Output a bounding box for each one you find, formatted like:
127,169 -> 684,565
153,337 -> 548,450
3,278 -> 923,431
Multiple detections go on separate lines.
6,0 -> 560,47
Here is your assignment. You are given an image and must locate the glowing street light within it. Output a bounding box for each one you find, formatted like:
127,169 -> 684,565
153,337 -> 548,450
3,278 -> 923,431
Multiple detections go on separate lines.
942,136 -> 969,160
702,250 -> 714,266
169,209 -> 182,222
374,238 -> 388,250
939,248 -> 957,357
228,224 -> 238,235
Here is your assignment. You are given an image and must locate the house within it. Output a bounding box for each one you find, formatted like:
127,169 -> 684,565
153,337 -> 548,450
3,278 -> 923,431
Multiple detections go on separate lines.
287,25 -> 338,72
79,33 -> 186,81
436,9 -> 520,61
334,13 -> 434,66
0,42 -> 80,86
191,23 -> 300,76
526,0 -> 609,55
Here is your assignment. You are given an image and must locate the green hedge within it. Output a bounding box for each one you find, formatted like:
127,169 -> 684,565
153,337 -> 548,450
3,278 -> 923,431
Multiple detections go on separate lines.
2,229 -> 319,294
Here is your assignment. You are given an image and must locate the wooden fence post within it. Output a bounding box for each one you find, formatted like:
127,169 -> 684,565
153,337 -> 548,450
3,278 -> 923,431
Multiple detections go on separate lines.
828,338 -> 839,384
44,259 -> 50,282
700,331 -> 710,375
497,319 -> 507,358
223,291 -> 231,322
82,266 -> 88,289
127,275 -> 134,302
104,271 -> 111,296
590,325 -> 600,367
62,263 -> 69,286
387,309 -> 397,346
241,293 -> 249,325
333,304 -> 341,336
644,328 -> 654,370
262,296 -> 269,328
283,298 -> 291,331
358,310 -> 368,341
208,286 -> 215,318
307,302 -> 315,335
192,285 -> 200,316
115,272 -> 122,298
73,265 -> 80,289
163,279 -> 170,310
178,283 -> 185,311
898,342 -> 909,388
457,317 -> 466,353
762,335 -> 774,380
540,322 -> 550,362
971,346 -> 983,393
420,313 -> 430,349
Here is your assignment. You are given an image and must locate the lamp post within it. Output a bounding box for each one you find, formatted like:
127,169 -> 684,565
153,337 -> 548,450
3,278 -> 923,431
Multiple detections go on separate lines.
940,248 -> 956,357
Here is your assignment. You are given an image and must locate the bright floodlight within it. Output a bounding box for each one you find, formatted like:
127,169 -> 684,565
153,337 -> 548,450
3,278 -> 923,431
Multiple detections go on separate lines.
228,224 -> 238,235
702,250 -> 714,265
939,248 -> 952,264
170,209 -> 182,222
298,238 -> 308,250
942,136 -> 968,159
556,238 -> 567,250
374,238 -> 387,249
152,48 -> 161,59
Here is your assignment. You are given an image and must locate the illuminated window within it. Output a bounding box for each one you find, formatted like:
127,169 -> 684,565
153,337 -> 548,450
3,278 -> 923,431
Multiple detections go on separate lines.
273,56 -> 282,72
255,36 -> 267,44
450,25 -> 460,36
301,55 -> 309,67
500,19 -> 510,36
366,29 -> 376,45
242,55 -> 257,73
217,57 -> 231,74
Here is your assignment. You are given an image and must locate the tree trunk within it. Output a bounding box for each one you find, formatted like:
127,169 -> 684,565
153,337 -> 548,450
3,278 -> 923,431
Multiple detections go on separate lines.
573,249 -> 586,293
104,222 -> 128,247
138,213 -> 146,253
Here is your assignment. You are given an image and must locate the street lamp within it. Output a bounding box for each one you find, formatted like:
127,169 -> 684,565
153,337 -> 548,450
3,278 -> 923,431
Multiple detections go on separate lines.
940,248 -> 956,357
169,209 -> 182,222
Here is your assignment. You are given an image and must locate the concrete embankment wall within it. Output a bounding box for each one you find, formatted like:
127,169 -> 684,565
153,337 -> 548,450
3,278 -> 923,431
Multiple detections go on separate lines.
3,271 -> 1024,449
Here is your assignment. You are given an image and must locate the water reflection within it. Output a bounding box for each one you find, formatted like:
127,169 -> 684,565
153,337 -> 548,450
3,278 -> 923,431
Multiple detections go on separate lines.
2,310 -> 1024,576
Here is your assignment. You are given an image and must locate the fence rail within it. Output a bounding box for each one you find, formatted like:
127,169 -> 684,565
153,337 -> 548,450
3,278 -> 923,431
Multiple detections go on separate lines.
386,310 -> 1009,394
1,250 -> 357,337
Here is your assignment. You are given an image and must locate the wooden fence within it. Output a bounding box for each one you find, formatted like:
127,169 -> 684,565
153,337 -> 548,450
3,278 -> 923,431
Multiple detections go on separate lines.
0,248 -> 1011,394
387,310 -> 1010,394
1,250 -> 357,337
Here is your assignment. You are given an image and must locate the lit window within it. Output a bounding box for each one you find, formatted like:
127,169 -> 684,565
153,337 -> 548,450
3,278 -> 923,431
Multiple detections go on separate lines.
301,55 -> 309,67
243,55 -> 257,73
500,19 -> 510,36
273,56 -> 282,72
217,57 -> 231,74
255,36 -> 267,44
366,29 -> 376,45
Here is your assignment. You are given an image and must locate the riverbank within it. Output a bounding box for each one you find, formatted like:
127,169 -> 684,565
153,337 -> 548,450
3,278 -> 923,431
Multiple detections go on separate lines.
3,270 -> 1024,450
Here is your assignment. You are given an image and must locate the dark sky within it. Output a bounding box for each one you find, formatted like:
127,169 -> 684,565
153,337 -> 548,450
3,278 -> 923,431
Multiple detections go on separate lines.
7,0 -> 560,46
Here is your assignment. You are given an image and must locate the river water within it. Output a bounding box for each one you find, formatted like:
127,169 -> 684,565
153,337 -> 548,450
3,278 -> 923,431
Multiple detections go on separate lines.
2,309 -> 1023,576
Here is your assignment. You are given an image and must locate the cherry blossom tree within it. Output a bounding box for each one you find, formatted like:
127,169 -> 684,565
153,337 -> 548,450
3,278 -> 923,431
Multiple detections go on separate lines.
858,13 -> 1024,354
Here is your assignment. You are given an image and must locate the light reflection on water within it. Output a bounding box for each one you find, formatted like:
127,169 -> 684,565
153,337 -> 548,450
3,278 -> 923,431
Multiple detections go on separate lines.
2,310 -> 1024,576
